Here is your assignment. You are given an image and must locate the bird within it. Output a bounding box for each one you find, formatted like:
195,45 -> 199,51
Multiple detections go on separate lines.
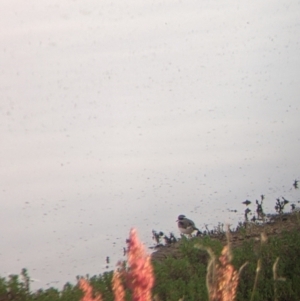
176,215 -> 199,236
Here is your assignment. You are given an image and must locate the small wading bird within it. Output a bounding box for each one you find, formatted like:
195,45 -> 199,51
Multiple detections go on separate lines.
177,214 -> 199,236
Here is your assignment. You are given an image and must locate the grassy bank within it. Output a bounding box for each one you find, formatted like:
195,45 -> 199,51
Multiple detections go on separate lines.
1,211 -> 300,301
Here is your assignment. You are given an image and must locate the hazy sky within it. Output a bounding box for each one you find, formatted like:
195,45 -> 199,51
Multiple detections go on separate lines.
1,0 -> 300,291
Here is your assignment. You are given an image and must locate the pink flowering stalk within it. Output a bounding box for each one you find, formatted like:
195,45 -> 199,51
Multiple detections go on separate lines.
126,228 -> 155,301
79,228 -> 154,301
79,278 -> 103,301
112,270 -> 126,301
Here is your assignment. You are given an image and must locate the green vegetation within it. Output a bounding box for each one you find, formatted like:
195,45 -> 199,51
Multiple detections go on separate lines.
152,227 -> 300,301
1,212 -> 300,300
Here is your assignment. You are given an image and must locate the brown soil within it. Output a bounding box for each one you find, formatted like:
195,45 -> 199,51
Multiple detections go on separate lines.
151,211 -> 300,262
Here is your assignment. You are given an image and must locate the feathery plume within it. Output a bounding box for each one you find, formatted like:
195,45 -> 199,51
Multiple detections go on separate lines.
78,228 -> 154,301
79,278 -> 103,301
112,269 -> 126,301
213,245 -> 239,301
198,235 -> 243,301
127,228 -> 155,301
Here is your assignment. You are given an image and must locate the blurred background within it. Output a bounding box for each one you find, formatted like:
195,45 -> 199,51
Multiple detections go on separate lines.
0,0 -> 299,291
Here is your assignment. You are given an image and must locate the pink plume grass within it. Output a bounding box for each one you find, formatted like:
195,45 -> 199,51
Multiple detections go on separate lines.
79,278 -> 103,301
126,228 -> 155,301
79,228 -> 154,301
112,270 -> 126,301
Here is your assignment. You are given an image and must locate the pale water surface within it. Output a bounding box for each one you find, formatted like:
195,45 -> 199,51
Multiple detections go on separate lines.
0,0 -> 300,291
